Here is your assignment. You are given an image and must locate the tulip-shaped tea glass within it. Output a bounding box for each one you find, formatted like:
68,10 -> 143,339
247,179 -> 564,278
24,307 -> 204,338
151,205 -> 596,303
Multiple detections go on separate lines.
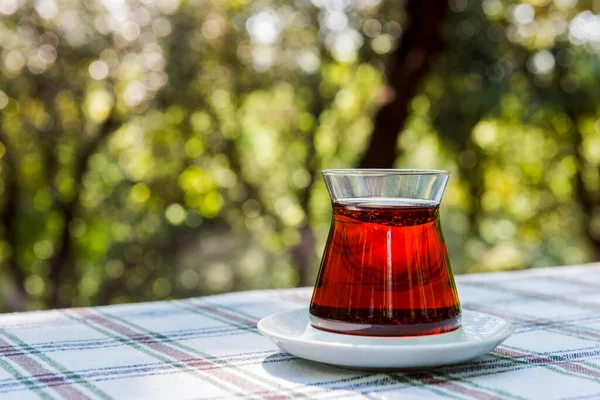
309,169 -> 461,336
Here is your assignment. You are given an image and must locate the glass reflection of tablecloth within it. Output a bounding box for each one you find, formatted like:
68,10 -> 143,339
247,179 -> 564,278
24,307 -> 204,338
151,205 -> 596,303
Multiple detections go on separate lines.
1,264 -> 600,399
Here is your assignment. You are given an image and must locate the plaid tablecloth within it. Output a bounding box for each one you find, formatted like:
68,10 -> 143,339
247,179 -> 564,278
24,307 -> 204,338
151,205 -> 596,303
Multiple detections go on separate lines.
1,264 -> 600,400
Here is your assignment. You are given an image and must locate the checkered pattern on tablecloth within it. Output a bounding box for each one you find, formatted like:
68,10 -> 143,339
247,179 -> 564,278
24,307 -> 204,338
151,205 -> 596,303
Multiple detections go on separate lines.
1,264 -> 600,400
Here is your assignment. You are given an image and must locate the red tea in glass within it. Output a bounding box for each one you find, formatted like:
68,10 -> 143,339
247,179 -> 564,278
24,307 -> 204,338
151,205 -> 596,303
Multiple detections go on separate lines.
309,170 -> 461,337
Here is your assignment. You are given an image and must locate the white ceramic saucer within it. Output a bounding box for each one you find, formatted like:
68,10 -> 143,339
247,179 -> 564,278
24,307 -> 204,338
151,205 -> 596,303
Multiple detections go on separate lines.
258,309 -> 514,370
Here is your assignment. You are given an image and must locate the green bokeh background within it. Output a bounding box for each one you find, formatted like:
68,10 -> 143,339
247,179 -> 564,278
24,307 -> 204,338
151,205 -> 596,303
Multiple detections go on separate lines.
1,0 -> 599,311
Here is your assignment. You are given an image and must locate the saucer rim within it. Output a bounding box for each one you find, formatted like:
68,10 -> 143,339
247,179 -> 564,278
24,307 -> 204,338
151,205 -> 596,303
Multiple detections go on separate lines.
257,309 -> 515,350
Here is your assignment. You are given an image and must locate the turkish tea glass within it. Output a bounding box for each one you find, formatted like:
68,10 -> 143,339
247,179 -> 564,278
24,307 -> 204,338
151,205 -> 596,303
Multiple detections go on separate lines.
309,169 -> 461,336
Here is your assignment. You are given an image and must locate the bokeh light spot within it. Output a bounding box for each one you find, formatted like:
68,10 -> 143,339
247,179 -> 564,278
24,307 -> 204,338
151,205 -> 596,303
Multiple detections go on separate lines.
124,81 -> 146,107
363,19 -> 382,38
179,269 -> 200,289
106,260 -> 125,279
152,278 -> 172,297
4,51 -> 25,74
292,169 -> 311,189
205,263 -> 233,292
79,277 -> 99,296
512,4 -> 535,25
121,21 -> 141,41
33,240 -> 54,260
529,50 -> 555,74
35,0 -> 57,20
482,0 -> 503,17
25,275 -> 45,296
165,204 -> 187,225
296,50 -> 320,74
335,89 -> 355,109
201,192 -> 224,218
246,9 -> 281,45
152,18 -> 172,37
130,183 -> 151,203
89,60 -> 109,80
372,34 -> 393,54
201,19 -> 222,39
332,29 -> 363,62
211,89 -> 230,108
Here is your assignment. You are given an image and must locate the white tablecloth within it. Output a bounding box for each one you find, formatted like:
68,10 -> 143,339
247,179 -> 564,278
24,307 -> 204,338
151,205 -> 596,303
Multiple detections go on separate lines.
1,264 -> 600,399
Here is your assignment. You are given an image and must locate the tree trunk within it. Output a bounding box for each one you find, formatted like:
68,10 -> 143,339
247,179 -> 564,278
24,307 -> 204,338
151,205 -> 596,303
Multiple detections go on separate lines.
0,131 -> 27,311
48,116 -> 118,308
360,0 -> 450,168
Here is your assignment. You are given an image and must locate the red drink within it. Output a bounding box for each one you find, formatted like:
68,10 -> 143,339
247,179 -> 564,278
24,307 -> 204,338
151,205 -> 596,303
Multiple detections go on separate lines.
309,198 -> 461,336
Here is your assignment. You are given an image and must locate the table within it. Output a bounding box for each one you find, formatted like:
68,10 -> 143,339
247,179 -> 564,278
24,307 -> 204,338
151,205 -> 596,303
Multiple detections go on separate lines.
1,264 -> 600,400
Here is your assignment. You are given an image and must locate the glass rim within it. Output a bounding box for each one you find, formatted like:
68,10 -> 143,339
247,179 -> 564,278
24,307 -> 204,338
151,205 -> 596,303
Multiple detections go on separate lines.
322,168 -> 450,176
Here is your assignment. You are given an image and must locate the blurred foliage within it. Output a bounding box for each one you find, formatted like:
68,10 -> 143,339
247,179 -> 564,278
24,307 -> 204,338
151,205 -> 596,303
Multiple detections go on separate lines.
0,0 -> 599,311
